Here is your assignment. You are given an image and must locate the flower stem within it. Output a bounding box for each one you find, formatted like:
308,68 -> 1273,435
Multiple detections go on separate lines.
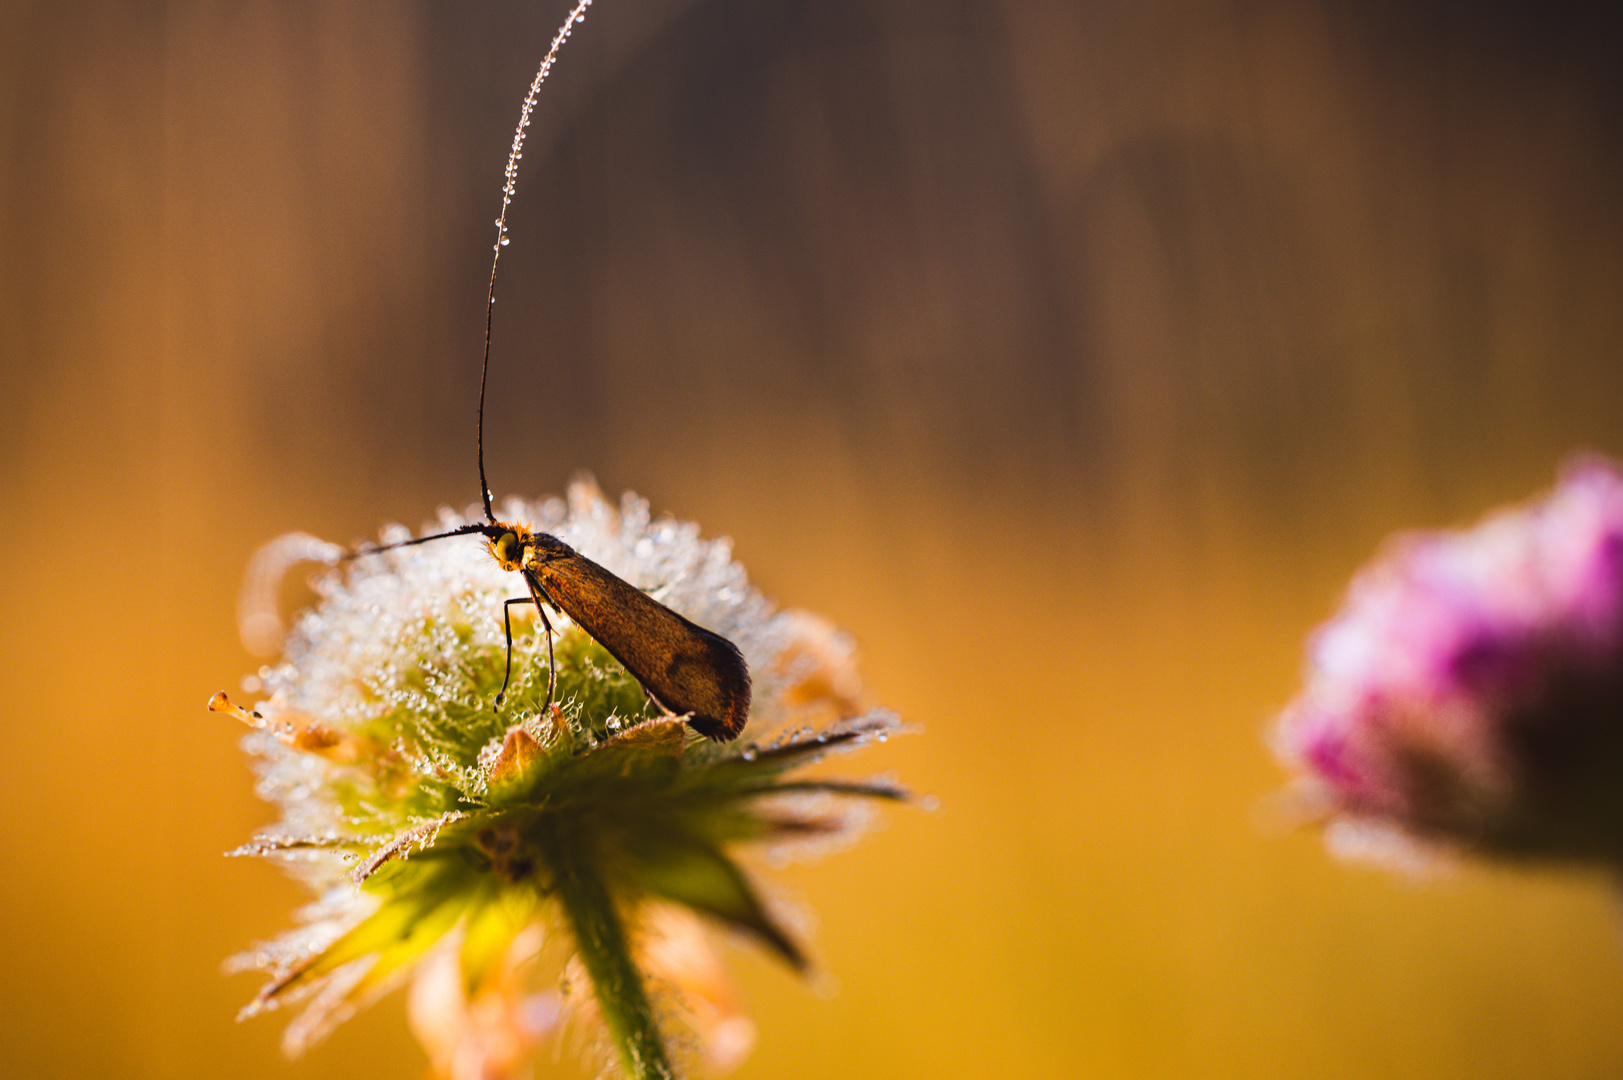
545,822 -> 675,1080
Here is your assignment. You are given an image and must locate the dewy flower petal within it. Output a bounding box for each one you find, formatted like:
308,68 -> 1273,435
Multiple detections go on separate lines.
1273,456 -> 1623,868
218,481 -> 905,1076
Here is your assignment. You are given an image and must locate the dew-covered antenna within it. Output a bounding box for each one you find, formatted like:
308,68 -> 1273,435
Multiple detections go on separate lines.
477,0 -> 595,525
338,0 -> 595,562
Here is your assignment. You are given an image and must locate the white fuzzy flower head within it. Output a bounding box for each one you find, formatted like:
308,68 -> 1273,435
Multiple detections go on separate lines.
215,480 -> 905,1078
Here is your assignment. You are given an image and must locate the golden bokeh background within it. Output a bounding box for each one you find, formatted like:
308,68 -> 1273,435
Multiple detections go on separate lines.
5,1 -> 1623,1076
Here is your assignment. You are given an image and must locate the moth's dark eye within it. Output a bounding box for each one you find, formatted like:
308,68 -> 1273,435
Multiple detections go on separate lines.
496,532 -> 519,564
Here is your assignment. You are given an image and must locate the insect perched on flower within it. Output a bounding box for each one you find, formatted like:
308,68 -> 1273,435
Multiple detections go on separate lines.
355,511 -> 752,742
1272,456 -> 1623,871
216,482 -> 906,1078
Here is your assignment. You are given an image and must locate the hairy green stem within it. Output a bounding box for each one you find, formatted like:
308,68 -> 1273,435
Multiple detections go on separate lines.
544,822 -> 675,1080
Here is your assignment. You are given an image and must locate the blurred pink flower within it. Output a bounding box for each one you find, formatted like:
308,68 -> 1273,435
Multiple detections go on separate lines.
1273,456 -> 1623,867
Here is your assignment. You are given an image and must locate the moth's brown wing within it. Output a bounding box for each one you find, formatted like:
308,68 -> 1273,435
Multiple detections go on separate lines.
529,556 -> 751,740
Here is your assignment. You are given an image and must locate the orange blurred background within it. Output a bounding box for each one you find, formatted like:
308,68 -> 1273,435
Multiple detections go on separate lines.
6,1 -> 1623,1077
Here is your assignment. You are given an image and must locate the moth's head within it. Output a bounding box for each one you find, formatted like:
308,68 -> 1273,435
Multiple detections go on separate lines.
483,522 -> 534,572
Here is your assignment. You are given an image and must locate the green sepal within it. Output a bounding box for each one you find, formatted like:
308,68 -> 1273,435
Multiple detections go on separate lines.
626,833 -> 805,971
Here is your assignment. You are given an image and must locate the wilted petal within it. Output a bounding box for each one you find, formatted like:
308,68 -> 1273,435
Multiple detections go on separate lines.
409,926 -> 562,1080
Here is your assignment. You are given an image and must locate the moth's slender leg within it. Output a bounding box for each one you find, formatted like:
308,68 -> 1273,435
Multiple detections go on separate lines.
495,597 -> 536,708
523,570 -> 558,713
536,603 -> 556,712
643,686 -> 672,719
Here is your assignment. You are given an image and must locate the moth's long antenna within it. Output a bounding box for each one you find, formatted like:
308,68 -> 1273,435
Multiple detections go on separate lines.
341,523 -> 490,561
478,0 -> 595,524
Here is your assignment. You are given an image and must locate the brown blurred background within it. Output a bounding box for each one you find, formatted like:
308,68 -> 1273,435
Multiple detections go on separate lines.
6,0 -> 1623,1077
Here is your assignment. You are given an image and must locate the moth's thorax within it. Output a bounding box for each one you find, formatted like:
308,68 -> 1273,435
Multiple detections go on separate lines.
521,532 -> 576,572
